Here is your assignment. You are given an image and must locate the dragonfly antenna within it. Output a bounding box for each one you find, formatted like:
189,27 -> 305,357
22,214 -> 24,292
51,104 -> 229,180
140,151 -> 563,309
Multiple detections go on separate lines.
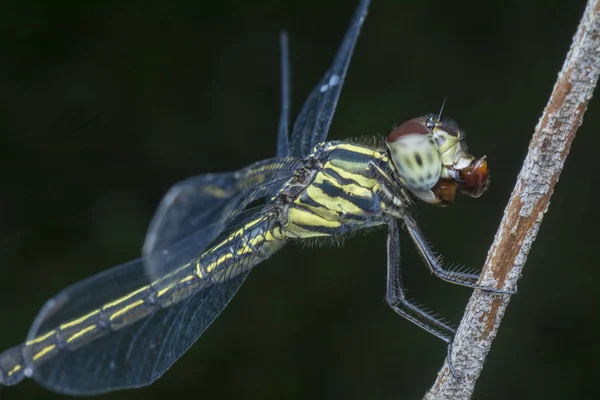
438,97 -> 447,120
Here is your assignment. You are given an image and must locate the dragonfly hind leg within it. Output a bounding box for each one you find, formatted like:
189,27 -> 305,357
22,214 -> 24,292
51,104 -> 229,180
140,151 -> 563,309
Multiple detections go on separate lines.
385,219 -> 455,343
385,219 -> 462,378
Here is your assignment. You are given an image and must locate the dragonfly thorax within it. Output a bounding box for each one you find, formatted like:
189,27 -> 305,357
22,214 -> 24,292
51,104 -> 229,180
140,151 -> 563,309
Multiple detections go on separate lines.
277,141 -> 391,239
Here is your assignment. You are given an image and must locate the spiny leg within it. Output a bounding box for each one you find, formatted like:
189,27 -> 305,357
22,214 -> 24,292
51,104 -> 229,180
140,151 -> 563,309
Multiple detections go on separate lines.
368,160 -> 512,295
403,215 -> 513,294
385,219 -> 455,343
385,219 -> 461,379
385,218 -> 462,377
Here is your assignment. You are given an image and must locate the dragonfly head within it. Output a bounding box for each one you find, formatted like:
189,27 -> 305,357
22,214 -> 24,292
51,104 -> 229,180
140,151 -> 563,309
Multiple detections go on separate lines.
386,115 -> 489,207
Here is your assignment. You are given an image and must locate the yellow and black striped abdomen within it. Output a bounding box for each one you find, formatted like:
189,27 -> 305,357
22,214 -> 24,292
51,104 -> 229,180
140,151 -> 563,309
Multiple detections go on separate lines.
284,142 -> 390,238
0,214 -> 284,387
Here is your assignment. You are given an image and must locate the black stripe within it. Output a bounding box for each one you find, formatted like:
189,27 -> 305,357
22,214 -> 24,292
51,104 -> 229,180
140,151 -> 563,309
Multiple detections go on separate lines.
298,191 -> 333,211
326,147 -> 377,169
322,165 -> 369,188
313,178 -> 382,214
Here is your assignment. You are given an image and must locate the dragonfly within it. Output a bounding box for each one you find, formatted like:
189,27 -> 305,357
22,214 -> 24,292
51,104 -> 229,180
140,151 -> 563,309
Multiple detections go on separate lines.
0,0 -> 508,396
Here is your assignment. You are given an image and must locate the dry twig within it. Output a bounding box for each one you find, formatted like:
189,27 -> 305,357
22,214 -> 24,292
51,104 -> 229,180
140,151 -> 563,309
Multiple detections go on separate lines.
425,0 -> 600,398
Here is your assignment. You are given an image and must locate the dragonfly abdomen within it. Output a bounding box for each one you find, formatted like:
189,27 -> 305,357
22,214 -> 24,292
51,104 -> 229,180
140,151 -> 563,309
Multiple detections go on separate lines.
0,213 -> 285,389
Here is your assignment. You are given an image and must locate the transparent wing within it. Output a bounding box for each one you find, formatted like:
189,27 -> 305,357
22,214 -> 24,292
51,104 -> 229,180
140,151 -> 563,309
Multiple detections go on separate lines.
288,0 -> 370,157
143,157 -> 301,280
276,31 -> 291,157
24,206 -> 281,395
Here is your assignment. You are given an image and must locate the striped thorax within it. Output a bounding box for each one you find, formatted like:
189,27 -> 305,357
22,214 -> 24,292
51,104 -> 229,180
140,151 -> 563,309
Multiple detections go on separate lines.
279,142 -> 391,239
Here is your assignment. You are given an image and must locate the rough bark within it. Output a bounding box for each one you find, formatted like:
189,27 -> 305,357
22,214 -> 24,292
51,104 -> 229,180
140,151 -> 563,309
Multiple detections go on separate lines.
425,0 -> 600,398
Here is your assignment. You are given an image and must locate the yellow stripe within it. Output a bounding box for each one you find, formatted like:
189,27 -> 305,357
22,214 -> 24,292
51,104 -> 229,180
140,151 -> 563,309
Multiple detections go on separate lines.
179,275 -> 195,284
323,162 -> 374,188
320,172 -> 373,199
246,234 -> 266,249
26,329 -> 55,346
7,364 -> 21,376
33,345 -> 56,362
195,261 -> 203,278
206,217 -> 265,254
288,207 -> 341,228
205,252 -> 234,274
318,167 -> 374,198
299,196 -> 340,221
322,165 -> 377,197
24,216 -> 276,353
285,222 -> 330,238
103,285 -> 149,309
156,259 -> 193,282
305,185 -> 365,216
60,310 -> 100,330
311,173 -> 372,214
66,324 -> 97,343
157,283 -> 175,298
236,244 -> 252,256
109,299 -> 144,321
237,233 -> 269,256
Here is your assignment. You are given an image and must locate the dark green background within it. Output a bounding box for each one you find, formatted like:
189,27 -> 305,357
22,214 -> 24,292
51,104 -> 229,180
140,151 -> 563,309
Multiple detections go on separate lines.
0,0 -> 598,399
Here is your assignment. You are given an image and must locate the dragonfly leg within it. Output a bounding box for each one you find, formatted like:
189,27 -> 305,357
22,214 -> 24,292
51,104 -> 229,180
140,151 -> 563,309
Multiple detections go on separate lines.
403,215 -> 515,294
386,218 -> 463,379
368,160 -> 514,295
385,218 -> 455,343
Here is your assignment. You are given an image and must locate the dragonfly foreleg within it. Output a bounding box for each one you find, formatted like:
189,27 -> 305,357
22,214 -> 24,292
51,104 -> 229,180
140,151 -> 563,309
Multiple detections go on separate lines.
370,160 -> 493,291
368,161 -> 511,294
367,161 -> 411,219
403,215 -> 514,294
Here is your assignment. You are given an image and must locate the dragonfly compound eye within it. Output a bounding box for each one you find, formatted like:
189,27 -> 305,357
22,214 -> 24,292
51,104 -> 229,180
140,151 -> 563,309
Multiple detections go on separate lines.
386,118 -> 442,191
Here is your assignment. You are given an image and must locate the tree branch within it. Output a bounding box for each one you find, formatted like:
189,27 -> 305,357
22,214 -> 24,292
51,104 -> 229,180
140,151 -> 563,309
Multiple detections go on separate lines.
424,0 -> 600,398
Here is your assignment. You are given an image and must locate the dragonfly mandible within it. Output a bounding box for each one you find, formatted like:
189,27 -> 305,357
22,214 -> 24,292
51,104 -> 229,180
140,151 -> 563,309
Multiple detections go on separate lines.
0,0 -> 507,395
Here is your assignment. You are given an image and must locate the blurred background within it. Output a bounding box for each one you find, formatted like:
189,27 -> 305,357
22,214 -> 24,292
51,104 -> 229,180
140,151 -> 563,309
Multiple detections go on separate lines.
0,0 -> 598,399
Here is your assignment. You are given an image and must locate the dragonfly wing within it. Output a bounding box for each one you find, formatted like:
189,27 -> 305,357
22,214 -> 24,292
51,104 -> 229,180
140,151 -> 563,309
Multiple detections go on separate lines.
288,0 -> 370,157
143,157 -> 301,280
23,207 -> 278,395
276,31 -> 291,157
